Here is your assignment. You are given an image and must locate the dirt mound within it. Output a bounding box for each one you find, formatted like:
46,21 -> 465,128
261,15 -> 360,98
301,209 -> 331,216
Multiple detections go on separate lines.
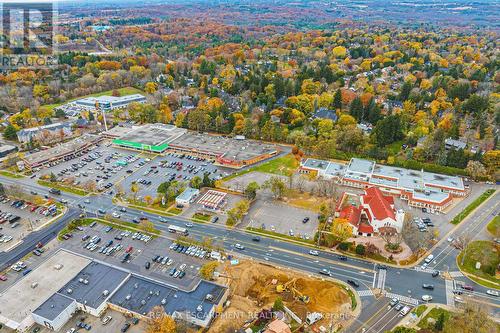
208,260 -> 352,332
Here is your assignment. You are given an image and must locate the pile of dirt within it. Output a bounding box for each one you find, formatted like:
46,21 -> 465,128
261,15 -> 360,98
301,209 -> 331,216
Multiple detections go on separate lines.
208,260 -> 352,332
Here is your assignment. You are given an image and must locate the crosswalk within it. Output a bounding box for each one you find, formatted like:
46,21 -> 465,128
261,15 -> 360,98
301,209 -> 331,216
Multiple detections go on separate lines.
358,289 -> 374,297
385,292 -> 419,306
413,266 -> 436,274
376,269 -> 387,290
449,271 -> 464,278
445,279 -> 455,307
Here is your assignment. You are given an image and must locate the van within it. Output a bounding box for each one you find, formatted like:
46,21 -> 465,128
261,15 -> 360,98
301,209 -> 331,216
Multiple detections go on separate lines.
399,306 -> 411,316
424,254 -> 434,264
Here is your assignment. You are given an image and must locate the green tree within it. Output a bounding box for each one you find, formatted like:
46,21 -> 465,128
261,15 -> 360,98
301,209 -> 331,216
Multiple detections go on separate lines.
435,312 -> 445,331
355,244 -> 366,255
157,181 -> 171,194
273,297 -> 285,311
3,124 -> 18,141
244,181 -> 260,200
189,176 -> 202,189
333,88 -> 342,110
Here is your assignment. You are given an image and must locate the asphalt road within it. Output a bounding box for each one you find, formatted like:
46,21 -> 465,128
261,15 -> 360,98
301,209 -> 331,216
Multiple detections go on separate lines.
0,175 -> 498,332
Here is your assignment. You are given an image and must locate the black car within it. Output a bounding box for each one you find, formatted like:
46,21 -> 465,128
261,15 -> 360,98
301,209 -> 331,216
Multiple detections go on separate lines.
252,236 -> 261,242
302,217 -> 310,223
145,261 -> 151,269
422,284 -> 434,290
121,323 -> 131,332
131,318 -> 139,325
337,255 -> 348,261
432,270 -> 439,277
376,264 -> 388,270
347,279 -> 360,288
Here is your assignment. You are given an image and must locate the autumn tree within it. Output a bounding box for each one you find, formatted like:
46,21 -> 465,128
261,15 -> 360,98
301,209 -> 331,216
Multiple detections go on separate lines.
262,176 -> 286,199
465,160 -> 487,180
443,302 -> 496,333
146,306 -> 176,333
199,261 -> 218,280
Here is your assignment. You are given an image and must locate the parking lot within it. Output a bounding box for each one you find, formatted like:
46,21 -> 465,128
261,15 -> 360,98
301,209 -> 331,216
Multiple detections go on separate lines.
35,140 -> 235,200
247,199 -> 318,239
0,196 -> 55,251
119,151 -> 228,199
60,222 -> 217,291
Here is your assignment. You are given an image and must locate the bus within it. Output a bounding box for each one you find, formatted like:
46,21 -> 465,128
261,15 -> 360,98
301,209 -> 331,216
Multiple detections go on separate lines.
167,225 -> 189,236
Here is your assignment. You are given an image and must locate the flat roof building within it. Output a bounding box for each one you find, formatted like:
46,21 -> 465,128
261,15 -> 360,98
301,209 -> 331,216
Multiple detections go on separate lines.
112,123 -> 280,168
18,134 -> 102,171
197,190 -> 227,211
0,250 -> 228,332
176,187 -> 200,206
300,157 -> 466,212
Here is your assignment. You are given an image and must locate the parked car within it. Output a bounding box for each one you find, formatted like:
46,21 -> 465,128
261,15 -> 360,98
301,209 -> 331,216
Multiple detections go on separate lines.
347,279 -> 359,288
101,316 -> 112,325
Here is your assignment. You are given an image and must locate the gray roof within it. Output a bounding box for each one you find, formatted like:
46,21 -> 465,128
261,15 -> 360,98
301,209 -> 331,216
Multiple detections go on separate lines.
58,262 -> 128,310
445,138 -> 467,150
33,293 -> 75,321
109,275 -> 226,320
176,187 -> 199,201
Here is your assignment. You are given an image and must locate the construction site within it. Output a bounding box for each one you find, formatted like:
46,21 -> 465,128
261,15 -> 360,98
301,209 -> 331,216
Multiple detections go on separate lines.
209,260 -> 353,333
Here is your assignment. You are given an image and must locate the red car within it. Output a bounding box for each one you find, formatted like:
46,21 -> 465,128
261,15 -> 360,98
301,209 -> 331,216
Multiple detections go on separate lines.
0,275 -> 8,281
125,246 -> 133,253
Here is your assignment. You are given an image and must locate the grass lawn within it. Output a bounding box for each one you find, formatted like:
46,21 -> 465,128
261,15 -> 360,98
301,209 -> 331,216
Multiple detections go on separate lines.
386,140 -> 403,155
283,189 -> 326,212
0,170 -> 24,179
457,240 -> 500,288
451,189 -> 495,225
37,180 -> 89,196
42,87 -> 143,111
412,305 -> 428,317
221,154 -> 299,182
487,216 -> 500,237
58,218 -> 93,240
191,212 -> 211,222
251,154 -> 299,176
167,207 -> 183,215
417,307 -> 451,330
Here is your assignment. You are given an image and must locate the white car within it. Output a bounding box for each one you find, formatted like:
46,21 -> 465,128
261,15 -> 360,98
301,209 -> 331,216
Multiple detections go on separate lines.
309,250 -> 319,256
421,295 -> 433,302
486,290 -> 499,297
234,244 -> 245,250
101,315 -> 112,325
112,212 -> 121,218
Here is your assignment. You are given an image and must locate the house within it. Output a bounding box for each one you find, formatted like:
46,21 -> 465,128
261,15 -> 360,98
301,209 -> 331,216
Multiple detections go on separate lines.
175,187 -> 200,206
444,138 -> 467,151
312,107 -> 338,122
264,319 -> 292,333
336,187 -> 405,236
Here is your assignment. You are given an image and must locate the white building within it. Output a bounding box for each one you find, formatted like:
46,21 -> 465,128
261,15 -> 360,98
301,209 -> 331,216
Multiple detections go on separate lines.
175,187 -> 200,206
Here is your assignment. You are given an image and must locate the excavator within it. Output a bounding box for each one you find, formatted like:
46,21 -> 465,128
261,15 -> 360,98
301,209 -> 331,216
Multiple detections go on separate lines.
276,278 -> 310,303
